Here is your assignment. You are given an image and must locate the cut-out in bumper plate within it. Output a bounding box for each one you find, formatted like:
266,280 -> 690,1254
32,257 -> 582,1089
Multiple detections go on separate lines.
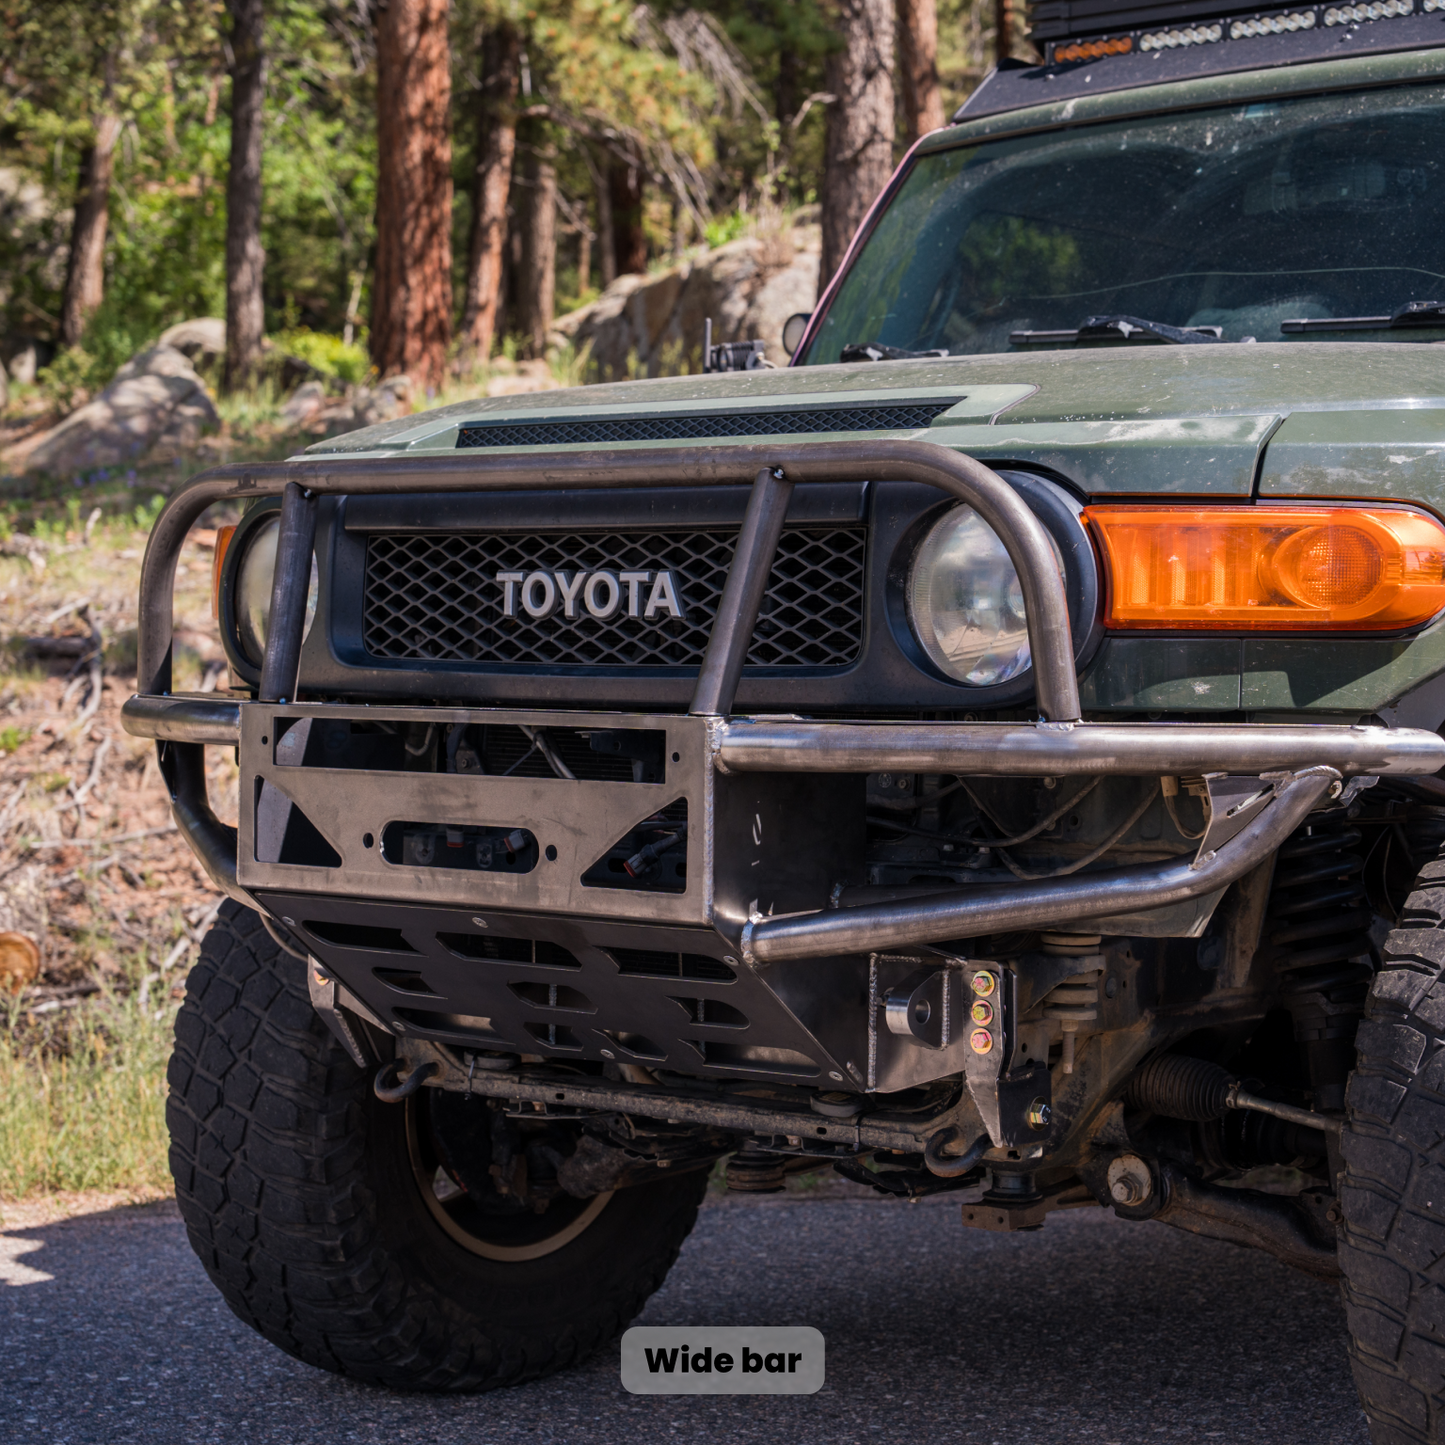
236,702 -> 863,935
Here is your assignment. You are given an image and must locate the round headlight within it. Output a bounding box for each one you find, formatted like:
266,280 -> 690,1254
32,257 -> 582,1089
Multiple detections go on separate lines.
234,514 -> 317,665
907,505 -> 1042,686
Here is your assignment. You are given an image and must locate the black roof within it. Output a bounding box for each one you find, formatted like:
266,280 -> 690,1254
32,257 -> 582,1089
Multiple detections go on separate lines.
950,2 -> 1445,121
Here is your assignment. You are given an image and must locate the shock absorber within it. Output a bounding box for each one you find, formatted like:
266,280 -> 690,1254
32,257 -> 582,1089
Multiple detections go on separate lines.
1263,815 -> 1374,1112
1039,933 -> 1104,1075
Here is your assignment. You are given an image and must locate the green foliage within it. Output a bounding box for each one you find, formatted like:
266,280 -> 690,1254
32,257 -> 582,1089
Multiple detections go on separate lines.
703,211 -> 750,248
274,327 -> 370,384
34,346 -> 97,413
0,981 -> 176,1201
0,725 -> 32,755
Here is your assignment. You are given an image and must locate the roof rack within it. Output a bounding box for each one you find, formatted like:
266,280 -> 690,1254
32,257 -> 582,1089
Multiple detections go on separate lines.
1026,0 -> 1427,63
1031,1 -> 1290,43
951,1 -> 1442,121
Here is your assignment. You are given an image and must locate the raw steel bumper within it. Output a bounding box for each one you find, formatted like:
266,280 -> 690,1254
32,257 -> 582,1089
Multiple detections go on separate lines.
122,439 -> 1445,962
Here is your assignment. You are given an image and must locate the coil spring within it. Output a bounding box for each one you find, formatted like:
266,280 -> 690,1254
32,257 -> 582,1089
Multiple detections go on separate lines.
1264,813 -> 1374,1110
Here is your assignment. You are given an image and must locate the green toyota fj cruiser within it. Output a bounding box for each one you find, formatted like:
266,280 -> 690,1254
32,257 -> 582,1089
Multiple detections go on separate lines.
127,4 -> 1445,1434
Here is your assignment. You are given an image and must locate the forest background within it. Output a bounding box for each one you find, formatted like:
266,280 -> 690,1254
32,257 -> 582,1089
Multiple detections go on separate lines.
0,0 -> 1027,1206
0,0 -> 1028,411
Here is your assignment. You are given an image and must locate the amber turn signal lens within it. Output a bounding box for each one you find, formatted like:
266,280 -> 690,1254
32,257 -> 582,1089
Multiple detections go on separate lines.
211,524 -> 236,621
1084,505 -> 1445,631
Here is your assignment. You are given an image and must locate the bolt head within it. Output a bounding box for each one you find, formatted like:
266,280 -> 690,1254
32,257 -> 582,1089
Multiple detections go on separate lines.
1027,1098 -> 1052,1130
971,970 -> 998,998
1106,1154 -> 1153,1209
970,1000 -> 994,1025
969,1028 -> 993,1055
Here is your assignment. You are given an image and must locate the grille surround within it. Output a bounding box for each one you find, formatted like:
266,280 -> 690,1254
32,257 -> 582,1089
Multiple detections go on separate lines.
362,527 -> 867,670
455,402 -> 956,449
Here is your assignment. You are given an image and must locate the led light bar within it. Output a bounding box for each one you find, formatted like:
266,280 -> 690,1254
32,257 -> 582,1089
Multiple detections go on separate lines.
1044,0 -> 1425,66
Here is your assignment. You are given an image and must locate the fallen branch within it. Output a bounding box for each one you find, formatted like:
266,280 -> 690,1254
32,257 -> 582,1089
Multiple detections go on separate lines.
25,823 -> 178,850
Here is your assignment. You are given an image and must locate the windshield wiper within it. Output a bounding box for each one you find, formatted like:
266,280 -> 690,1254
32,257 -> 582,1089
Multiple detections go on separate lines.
1011,315 -> 1225,346
840,342 -> 950,362
1281,300 -> 1445,333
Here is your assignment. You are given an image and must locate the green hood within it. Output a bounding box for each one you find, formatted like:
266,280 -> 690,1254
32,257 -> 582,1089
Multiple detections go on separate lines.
306,342 -> 1445,503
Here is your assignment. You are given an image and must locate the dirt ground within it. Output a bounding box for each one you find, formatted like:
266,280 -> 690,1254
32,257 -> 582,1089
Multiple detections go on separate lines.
0,498 -> 241,1012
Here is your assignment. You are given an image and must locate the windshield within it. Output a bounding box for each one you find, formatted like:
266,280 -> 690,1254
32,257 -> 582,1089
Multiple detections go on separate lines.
800,82 -> 1445,361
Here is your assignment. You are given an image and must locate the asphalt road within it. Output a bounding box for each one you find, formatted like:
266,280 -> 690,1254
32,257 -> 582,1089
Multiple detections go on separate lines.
0,1192 -> 1367,1445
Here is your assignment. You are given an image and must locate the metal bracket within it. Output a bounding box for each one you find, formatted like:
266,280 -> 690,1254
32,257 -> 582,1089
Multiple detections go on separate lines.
1192,771 -> 1287,868
307,956 -> 378,1067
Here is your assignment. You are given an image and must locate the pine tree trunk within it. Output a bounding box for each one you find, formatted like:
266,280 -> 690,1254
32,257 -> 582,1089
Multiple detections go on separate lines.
820,0 -> 896,290
223,0 -> 266,393
371,0 -> 453,392
596,162 -> 616,287
515,124 -> 557,360
58,109 -> 121,348
577,227 -> 591,296
608,159 -> 647,276
458,21 -> 520,370
994,0 -> 1013,62
897,0 -> 944,146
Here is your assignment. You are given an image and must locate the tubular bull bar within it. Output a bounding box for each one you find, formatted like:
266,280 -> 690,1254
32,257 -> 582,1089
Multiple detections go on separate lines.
123,440 -> 1445,960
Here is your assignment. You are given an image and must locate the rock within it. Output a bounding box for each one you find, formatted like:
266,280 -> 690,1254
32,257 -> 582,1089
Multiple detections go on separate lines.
5,343 -> 39,385
157,317 -> 226,363
317,375 -> 413,438
486,359 -> 560,397
554,221 -> 821,379
278,380 -> 327,429
24,344 -> 220,475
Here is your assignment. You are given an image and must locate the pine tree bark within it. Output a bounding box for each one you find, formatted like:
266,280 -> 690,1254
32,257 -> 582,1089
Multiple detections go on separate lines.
223,0 -> 266,393
515,123 -> 557,360
608,159 -> 647,276
819,0 -> 896,290
458,21 -> 521,370
372,0 -> 453,392
595,161 -> 616,287
58,108 -> 121,348
897,0 -> 944,146
994,0 -> 1013,62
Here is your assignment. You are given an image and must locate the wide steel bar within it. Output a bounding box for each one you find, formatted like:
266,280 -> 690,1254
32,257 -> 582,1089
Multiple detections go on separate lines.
123,693 -> 241,745
690,467 -> 796,716
257,482 -> 318,704
716,719 -> 1445,778
743,766 -> 1338,962
136,440 -> 1080,720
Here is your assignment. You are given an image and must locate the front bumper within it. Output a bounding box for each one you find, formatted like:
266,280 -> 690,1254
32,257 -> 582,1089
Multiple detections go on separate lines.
125,439 -> 1445,1099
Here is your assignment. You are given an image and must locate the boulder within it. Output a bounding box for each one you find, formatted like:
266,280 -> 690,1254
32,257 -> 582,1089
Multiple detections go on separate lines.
278,380 -> 327,429
554,221 -> 820,379
5,343 -> 40,385
158,317 -> 226,364
486,359 -> 561,397
24,344 -> 220,475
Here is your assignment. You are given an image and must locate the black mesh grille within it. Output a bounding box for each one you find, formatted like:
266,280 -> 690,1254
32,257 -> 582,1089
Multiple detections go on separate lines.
362,527 -> 867,669
455,402 -> 955,448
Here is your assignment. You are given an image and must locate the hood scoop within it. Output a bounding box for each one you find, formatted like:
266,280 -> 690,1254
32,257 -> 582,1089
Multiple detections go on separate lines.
455,400 -> 959,449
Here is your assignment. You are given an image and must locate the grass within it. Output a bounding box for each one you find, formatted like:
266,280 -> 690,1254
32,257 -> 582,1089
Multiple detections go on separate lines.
0,984 -> 176,1201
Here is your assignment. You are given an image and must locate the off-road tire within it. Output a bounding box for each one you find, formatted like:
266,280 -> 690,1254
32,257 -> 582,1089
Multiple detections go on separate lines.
1342,853 -> 1445,1442
166,900 -> 707,1391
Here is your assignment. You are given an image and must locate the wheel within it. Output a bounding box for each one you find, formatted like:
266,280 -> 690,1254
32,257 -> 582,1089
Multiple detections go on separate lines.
1342,849 -> 1445,1442
166,900 -> 708,1392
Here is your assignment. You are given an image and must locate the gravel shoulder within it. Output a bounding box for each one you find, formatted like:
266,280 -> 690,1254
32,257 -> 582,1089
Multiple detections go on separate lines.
0,1191 -> 1366,1445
